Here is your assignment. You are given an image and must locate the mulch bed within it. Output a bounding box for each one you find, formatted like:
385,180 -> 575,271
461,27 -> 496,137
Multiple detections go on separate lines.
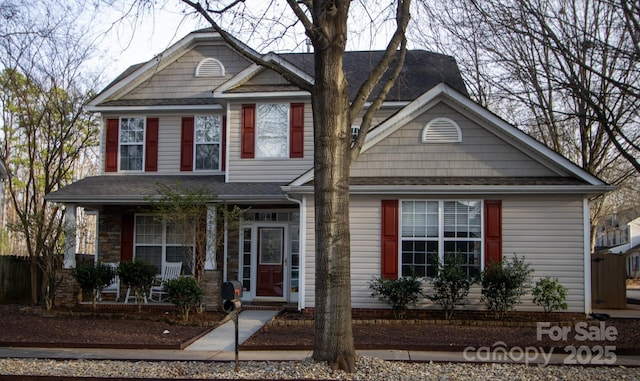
0,304 -> 225,349
1,304 -> 639,355
241,309 -> 640,354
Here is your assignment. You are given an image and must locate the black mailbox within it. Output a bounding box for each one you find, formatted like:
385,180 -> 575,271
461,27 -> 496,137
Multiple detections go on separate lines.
222,280 -> 243,313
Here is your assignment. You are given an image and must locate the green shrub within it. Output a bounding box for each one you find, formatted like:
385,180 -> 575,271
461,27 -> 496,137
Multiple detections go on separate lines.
164,276 -> 204,321
369,274 -> 424,319
481,256 -> 533,318
426,261 -> 475,319
118,259 -> 157,311
532,277 -> 568,313
71,263 -> 115,309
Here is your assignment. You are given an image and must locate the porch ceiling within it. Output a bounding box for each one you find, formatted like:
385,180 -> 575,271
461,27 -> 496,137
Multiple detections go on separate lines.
45,175 -> 288,206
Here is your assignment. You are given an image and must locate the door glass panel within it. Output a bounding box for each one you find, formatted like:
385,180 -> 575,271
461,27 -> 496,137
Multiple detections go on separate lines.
259,228 -> 283,264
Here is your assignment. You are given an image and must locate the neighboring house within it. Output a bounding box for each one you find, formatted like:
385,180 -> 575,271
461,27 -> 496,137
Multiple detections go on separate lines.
596,213 -> 640,278
46,28 -> 612,313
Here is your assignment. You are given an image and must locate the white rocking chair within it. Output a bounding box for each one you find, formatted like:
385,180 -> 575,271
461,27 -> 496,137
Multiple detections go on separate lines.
148,262 -> 183,302
96,262 -> 120,302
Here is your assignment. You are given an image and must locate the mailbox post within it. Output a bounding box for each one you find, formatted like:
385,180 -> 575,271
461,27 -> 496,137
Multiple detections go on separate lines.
221,281 -> 242,371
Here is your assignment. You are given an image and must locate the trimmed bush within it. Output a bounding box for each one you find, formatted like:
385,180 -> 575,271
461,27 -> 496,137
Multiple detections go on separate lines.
481,256 -> 533,318
369,274 -> 424,318
164,276 -> 204,321
118,259 -> 157,312
71,263 -> 115,309
426,261 -> 475,319
532,276 -> 568,313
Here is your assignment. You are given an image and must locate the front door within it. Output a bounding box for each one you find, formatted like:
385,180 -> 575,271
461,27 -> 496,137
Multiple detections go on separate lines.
256,227 -> 284,297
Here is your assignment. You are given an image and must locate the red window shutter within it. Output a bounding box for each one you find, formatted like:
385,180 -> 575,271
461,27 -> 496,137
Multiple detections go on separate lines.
221,116 -> 227,171
180,117 -> 194,171
105,119 -> 119,172
381,200 -> 399,279
120,214 -> 134,262
484,200 -> 503,265
241,104 -> 255,159
145,118 -> 159,172
290,103 -> 304,158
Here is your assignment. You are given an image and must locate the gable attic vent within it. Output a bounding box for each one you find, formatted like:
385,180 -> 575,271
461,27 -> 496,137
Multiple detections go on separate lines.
195,58 -> 225,77
421,117 -> 462,143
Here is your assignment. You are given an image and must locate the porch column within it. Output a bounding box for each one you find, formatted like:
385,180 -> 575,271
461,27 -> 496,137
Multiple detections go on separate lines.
205,204 -> 217,270
63,203 -> 77,269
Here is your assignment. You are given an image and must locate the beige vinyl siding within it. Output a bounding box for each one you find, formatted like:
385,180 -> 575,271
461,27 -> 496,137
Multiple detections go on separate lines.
121,45 -> 251,100
500,195 -> 586,312
351,102 -> 561,178
227,101 -> 314,182
303,194 -> 587,313
242,68 -> 292,86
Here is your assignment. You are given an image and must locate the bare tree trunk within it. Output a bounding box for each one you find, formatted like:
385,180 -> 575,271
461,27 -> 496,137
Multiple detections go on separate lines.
310,2 -> 355,372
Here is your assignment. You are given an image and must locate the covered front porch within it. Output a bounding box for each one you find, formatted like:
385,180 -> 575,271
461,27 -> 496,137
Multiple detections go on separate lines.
45,175 -> 303,311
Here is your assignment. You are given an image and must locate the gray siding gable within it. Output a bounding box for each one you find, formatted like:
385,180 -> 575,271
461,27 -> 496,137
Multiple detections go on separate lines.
109,44 -> 252,102
351,102 -> 563,178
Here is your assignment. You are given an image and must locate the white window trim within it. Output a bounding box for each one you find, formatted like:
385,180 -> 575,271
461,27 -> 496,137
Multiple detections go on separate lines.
255,103 -> 290,159
399,199 -> 484,278
133,214 -> 195,275
193,115 -> 223,172
118,116 -> 146,172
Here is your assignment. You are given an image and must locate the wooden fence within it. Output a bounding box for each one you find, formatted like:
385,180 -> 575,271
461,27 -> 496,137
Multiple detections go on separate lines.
0,254 -> 94,304
0,255 -> 35,303
591,253 -> 627,309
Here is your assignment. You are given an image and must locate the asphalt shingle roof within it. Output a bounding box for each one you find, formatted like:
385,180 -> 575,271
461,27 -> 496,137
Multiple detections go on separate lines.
45,175 -> 288,204
281,50 -> 468,101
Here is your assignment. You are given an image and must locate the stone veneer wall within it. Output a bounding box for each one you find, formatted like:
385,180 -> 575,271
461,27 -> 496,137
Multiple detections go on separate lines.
98,206 -> 134,262
202,269 -> 222,311
55,269 -> 79,308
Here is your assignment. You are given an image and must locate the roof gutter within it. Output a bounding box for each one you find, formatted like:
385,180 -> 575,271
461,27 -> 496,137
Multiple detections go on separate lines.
282,184 -> 615,196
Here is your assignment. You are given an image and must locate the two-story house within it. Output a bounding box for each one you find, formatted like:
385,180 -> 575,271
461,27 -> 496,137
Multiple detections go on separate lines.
46,28 -> 612,313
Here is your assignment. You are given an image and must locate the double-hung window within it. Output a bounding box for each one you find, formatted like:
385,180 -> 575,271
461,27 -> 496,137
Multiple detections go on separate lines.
256,104 -> 289,158
401,200 -> 482,278
119,117 -> 145,171
134,215 -> 195,275
194,115 -> 222,170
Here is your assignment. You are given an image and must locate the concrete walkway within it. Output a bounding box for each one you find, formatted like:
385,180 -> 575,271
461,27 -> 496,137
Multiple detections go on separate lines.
185,309 -> 279,352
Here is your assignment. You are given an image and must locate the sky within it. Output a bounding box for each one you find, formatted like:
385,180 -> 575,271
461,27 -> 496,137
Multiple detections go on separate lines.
93,1 -> 400,83
95,2 -> 206,80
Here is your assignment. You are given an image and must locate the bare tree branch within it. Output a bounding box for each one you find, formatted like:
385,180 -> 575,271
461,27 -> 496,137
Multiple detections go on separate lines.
181,0 -> 313,92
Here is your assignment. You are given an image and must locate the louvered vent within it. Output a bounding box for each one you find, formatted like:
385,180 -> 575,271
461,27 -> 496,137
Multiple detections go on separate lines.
422,117 -> 462,143
195,58 -> 225,77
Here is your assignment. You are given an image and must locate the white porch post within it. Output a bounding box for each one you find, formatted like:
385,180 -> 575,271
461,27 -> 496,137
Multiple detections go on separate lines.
63,203 -> 77,269
205,204 -> 217,270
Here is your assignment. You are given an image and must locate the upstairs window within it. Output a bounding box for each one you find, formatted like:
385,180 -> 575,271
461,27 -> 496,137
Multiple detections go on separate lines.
195,115 -> 222,170
241,103 -> 304,159
256,104 -> 289,158
119,117 -> 145,171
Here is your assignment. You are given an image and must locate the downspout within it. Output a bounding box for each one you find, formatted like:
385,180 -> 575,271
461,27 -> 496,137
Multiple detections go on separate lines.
286,193 -> 306,312
584,198 -> 592,315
